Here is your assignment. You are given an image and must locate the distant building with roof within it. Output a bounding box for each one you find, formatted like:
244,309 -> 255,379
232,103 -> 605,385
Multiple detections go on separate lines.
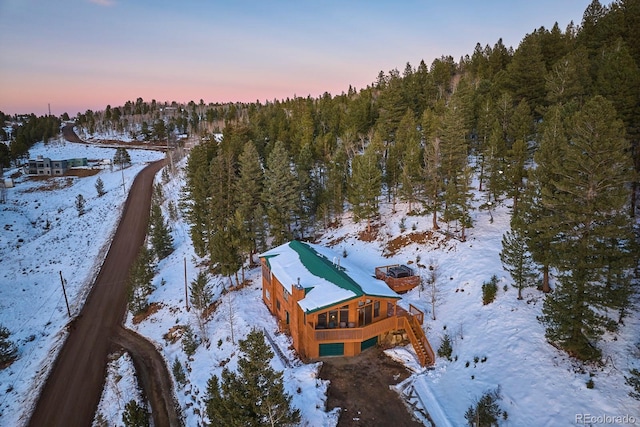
260,240 -> 434,366
27,155 -> 87,176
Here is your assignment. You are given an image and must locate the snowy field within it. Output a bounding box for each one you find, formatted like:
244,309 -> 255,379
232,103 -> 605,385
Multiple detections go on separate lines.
0,139 -> 164,426
1,137 -> 639,426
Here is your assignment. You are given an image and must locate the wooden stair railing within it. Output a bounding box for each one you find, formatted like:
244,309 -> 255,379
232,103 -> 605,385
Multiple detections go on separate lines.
402,315 -> 435,367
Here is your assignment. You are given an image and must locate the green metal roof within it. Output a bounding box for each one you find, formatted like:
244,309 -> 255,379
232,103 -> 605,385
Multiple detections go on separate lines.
260,240 -> 400,314
289,240 -> 364,297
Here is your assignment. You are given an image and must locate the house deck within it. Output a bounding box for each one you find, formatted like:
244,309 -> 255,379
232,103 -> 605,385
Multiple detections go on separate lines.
375,265 -> 421,293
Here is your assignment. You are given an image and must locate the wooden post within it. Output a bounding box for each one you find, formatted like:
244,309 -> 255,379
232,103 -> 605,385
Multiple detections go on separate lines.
59,271 -> 71,317
184,257 -> 189,311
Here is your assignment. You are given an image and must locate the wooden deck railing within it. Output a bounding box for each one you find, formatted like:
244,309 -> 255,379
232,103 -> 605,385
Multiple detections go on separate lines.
375,265 -> 421,293
312,316 -> 400,343
409,303 -> 424,325
308,305 -> 435,367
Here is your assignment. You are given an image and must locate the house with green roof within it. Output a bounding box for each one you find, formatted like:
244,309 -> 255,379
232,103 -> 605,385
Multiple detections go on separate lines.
260,241 -> 435,365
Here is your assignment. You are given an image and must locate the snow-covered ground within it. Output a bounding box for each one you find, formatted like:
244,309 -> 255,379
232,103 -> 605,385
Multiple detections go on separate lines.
1,138 -> 638,426
0,139 -> 164,426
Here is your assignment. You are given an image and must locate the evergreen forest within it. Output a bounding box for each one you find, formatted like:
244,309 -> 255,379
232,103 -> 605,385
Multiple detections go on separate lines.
3,0 -> 639,362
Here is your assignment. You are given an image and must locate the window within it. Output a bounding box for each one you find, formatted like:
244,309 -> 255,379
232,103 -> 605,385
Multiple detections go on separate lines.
276,300 -> 281,311
328,310 -> 338,328
357,299 -> 378,326
317,313 -> 327,329
261,264 -> 271,284
316,307 -> 347,329
358,305 -> 373,326
283,288 -> 290,302
265,289 -> 270,301
339,305 -> 349,326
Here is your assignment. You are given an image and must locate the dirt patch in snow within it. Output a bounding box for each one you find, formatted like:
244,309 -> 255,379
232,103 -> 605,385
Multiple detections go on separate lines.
384,231 -> 444,257
21,176 -> 75,192
319,347 -> 423,427
358,224 -> 380,242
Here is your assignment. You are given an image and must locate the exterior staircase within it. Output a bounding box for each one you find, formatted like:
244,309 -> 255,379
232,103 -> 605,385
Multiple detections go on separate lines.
400,305 -> 435,367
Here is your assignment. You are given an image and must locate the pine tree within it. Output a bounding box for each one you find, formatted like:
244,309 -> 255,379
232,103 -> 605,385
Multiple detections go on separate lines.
0,324 -> 18,365
437,333 -> 453,361
507,32 -> 548,115
205,329 -> 300,426
189,269 -> 213,341
439,88 -> 473,240
127,247 -> 155,315
464,387 -> 504,427
172,357 -> 187,387
539,96 -> 635,361
421,108 -> 442,229
545,47 -> 590,107
152,182 -> 164,206
500,227 -> 537,300
323,146 -> 348,224
473,95 -> 495,192
485,121 -> 508,200
507,99 -> 533,147
189,270 -> 213,312
348,142 -> 382,230
376,69 -> 408,141
75,194 -> 86,217
524,105 -> 568,293
181,325 -> 199,357
294,142 -> 318,237
149,203 -> 173,260
626,369 -> 640,400
442,168 -> 473,241
208,152 -> 236,233
95,177 -> 105,197
263,141 -> 298,245
211,219 -> 243,288
594,38 -> 640,217
181,141 -> 216,258
113,147 -> 131,169
396,110 -> 423,212
235,142 -> 264,263
122,400 -> 149,427
505,138 -> 528,215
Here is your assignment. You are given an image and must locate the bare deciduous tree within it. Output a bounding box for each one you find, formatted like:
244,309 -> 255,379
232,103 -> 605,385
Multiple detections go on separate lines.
425,258 -> 441,320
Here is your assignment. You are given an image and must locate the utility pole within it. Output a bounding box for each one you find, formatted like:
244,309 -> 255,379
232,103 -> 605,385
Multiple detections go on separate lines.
184,257 -> 189,311
121,160 -> 125,196
59,271 -> 71,317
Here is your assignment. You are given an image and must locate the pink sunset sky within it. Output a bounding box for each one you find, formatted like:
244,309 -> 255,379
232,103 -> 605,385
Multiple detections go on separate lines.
0,0 -> 592,117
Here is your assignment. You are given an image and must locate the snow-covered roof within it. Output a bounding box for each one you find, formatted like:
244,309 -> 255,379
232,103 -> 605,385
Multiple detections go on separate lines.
260,240 -> 399,313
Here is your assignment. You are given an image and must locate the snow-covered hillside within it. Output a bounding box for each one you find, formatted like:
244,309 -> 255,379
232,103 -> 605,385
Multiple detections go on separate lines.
0,139 -> 164,426
117,151 -> 640,425
1,138 -> 638,426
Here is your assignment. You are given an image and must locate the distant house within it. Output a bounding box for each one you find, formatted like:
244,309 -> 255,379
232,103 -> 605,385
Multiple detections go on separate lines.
260,240 -> 435,366
66,158 -> 88,168
27,156 -> 87,176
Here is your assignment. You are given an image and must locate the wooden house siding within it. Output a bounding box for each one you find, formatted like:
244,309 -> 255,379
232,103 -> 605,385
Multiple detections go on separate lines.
260,244 -> 435,366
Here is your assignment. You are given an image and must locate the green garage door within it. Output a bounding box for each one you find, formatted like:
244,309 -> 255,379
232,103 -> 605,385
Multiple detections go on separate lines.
319,343 -> 344,356
361,336 -> 378,351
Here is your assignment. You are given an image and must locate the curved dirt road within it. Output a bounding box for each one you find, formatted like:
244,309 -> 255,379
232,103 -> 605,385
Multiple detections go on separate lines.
113,326 -> 181,426
28,146 -> 175,426
61,123 -> 84,143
